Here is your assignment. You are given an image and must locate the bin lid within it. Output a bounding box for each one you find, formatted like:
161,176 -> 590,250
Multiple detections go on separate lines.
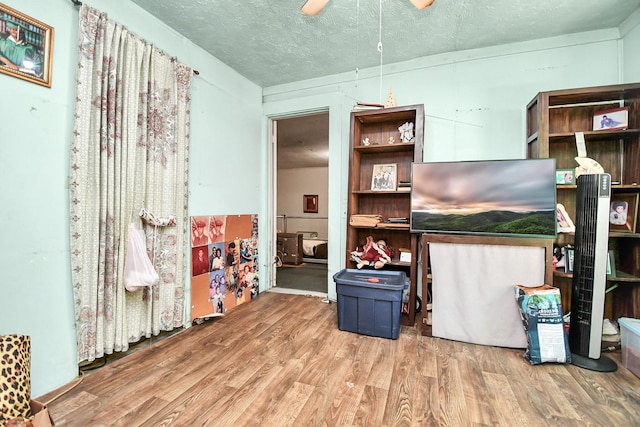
333,268 -> 406,290
619,317 -> 640,335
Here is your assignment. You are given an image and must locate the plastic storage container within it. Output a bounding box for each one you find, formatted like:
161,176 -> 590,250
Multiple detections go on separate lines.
618,317 -> 640,378
333,268 -> 407,339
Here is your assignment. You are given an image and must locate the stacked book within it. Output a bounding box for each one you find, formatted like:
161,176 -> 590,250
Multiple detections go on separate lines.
350,214 -> 382,227
398,181 -> 411,191
397,181 -> 411,192
352,102 -> 385,112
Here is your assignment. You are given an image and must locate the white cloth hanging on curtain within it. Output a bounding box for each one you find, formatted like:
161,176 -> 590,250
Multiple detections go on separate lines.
124,223 -> 159,292
139,208 -> 176,267
430,243 -> 546,348
139,208 -> 176,227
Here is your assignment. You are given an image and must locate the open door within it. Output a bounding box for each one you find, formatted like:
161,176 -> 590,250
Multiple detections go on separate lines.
271,112 -> 329,295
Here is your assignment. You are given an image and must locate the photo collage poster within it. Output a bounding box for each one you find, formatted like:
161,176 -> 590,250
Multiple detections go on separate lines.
190,214 -> 259,321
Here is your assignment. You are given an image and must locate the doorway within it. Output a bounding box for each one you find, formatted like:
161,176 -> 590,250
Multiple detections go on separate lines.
274,112 -> 329,295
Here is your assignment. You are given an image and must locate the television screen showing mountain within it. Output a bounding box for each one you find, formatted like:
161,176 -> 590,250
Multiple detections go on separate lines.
411,159 -> 557,238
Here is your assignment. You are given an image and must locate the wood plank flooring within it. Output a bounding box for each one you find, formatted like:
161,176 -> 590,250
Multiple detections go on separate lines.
40,292 -> 640,426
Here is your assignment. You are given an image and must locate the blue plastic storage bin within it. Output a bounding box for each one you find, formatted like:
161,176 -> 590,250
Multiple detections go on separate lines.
333,268 -> 407,339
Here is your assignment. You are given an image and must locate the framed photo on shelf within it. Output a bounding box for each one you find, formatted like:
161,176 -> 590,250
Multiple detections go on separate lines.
303,194 -> 318,213
606,250 -> 616,278
0,4 -> 54,87
609,193 -> 639,233
565,247 -> 575,273
371,163 -> 397,191
593,107 -> 629,131
555,169 -> 575,185
556,203 -> 575,233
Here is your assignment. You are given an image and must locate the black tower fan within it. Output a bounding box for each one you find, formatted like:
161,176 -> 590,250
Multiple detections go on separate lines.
569,173 -> 617,372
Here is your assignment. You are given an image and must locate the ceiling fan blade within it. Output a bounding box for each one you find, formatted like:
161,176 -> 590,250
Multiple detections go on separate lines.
409,0 -> 435,10
301,0 -> 330,16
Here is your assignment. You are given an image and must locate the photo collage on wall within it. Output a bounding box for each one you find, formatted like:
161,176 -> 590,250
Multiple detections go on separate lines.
190,214 -> 259,321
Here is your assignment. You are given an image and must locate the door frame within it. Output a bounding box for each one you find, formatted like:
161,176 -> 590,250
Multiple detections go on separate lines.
263,93 -> 346,301
270,111 -> 330,295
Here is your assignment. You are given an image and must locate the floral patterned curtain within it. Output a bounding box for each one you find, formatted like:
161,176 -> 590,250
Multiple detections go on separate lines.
70,4 -> 192,363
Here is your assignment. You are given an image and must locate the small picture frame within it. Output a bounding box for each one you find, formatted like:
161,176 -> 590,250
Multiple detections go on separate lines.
593,107 -> 629,131
0,4 -> 54,87
556,169 -> 575,185
565,247 -> 575,273
609,193 -> 639,233
606,250 -> 616,278
371,163 -> 397,191
303,194 -> 318,213
399,251 -> 412,263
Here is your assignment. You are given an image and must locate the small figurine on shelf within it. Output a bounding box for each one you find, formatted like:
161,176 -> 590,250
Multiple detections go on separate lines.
362,137 -> 371,146
350,235 -> 394,269
387,136 -> 396,144
398,121 -> 414,142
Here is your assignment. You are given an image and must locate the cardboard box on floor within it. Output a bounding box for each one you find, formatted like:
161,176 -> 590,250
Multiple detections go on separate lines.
31,400 -> 55,427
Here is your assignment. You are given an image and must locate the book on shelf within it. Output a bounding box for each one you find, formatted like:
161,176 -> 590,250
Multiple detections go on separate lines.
352,102 -> 385,112
385,217 -> 408,223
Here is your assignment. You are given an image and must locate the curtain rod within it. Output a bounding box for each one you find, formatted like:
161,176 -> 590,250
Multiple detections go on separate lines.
69,0 -> 200,76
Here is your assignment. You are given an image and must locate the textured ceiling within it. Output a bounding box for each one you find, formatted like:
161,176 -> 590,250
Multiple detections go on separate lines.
129,0 -> 639,169
131,0 -> 640,88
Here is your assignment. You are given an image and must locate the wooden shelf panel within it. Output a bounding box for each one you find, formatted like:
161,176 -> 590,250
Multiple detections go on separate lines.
353,106 -> 420,123
558,232 -> 640,238
549,129 -> 640,143
545,84 -> 640,107
609,232 -> 640,239
353,142 -> 415,153
352,189 -> 411,194
348,259 -> 411,268
553,269 -> 640,283
557,185 -> 640,190
349,224 -> 410,231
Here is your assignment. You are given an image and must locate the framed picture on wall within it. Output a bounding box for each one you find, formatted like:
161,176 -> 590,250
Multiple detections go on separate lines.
0,4 -> 54,87
303,194 -> 318,213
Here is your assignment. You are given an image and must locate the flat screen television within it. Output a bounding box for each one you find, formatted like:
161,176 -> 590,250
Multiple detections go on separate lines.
411,159 -> 557,238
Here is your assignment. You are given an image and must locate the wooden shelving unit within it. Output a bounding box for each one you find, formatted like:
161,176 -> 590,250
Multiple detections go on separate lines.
527,83 -> 640,320
346,104 -> 424,326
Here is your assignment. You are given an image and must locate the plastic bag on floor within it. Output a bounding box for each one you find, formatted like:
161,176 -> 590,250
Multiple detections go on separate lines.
124,223 -> 159,292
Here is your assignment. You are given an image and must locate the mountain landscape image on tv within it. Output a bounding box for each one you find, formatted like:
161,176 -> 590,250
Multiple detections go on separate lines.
411,159 -> 557,238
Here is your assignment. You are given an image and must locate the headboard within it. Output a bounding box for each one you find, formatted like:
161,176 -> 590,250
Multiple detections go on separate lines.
297,231 -> 319,239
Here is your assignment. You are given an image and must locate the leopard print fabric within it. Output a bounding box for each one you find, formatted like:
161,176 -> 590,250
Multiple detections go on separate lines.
0,335 -> 32,424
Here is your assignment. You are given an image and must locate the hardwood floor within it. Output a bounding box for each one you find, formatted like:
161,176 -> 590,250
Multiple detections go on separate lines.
41,292 -> 640,426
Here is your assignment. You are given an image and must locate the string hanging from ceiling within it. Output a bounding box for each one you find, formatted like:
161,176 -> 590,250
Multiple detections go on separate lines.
355,0 -> 360,88
378,0 -> 384,104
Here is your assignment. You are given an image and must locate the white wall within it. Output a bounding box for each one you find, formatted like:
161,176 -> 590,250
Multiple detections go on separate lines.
0,0 -> 263,397
622,10 -> 640,82
277,167 -> 329,238
263,29 -> 634,303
